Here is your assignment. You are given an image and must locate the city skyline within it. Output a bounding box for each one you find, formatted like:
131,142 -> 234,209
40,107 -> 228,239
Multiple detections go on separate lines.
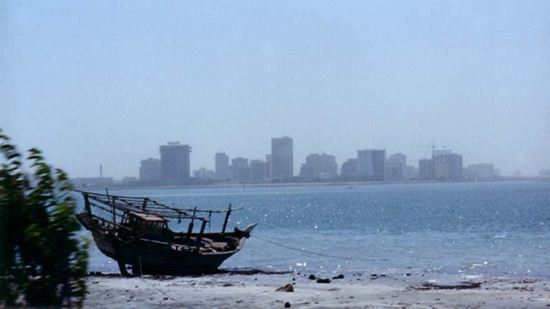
126,136 -> 506,185
45,135 -> 547,180
73,136 -> 525,186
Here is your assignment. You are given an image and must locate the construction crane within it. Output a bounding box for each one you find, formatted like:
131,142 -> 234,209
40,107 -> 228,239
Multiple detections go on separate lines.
405,143 -> 446,159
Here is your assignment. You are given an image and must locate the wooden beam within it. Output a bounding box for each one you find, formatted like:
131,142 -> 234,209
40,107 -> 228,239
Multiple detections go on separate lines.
196,220 -> 207,251
84,192 -> 91,214
222,203 -> 232,233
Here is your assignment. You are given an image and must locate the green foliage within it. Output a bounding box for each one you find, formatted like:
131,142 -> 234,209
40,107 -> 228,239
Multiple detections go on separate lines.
0,129 -> 89,307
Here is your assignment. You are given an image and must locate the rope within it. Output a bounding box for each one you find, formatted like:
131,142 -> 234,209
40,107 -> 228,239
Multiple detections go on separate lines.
252,235 -> 376,262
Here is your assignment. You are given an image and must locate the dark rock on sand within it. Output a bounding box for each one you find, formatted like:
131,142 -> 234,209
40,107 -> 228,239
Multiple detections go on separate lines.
332,274 -> 345,280
284,301 -> 291,308
317,278 -> 331,284
276,284 -> 294,292
308,274 -> 317,280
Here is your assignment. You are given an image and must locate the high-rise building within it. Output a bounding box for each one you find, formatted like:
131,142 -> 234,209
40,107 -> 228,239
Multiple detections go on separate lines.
357,149 -> 386,181
299,153 -> 338,178
341,159 -> 358,177
139,158 -> 161,184
231,157 -> 250,182
388,153 -> 407,168
159,142 -> 191,185
357,150 -> 373,176
250,159 -> 267,181
419,150 -> 463,180
215,152 -> 231,181
433,150 -> 463,180
387,153 -> 407,180
419,159 -> 434,179
271,136 -> 293,180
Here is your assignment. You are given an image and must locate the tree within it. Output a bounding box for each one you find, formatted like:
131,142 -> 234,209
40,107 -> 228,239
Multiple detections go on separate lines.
0,129 -> 88,307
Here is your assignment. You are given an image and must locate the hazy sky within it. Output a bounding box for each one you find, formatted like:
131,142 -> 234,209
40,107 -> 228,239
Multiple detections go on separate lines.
1,0 -> 549,178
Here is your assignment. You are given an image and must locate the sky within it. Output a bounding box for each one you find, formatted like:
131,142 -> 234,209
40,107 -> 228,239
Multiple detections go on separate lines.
1,0 -> 549,178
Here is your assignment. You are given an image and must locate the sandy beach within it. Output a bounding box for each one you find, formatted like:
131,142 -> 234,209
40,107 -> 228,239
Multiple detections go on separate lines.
84,272 -> 550,308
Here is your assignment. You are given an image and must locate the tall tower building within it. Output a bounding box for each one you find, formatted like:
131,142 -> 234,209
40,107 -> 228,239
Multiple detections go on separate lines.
418,149 -> 463,180
419,159 -> 434,179
357,150 -> 374,176
159,142 -> 191,185
388,153 -> 407,168
357,149 -> 386,181
271,136 -> 293,180
215,152 -> 231,181
387,153 -> 407,180
432,150 -> 463,180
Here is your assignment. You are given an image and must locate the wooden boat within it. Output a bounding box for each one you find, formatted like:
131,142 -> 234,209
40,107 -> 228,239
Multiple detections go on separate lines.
75,190 -> 256,276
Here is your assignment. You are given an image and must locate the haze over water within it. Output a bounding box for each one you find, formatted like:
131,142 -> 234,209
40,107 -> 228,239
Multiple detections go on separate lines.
2,1 -> 549,177
82,181 -> 550,279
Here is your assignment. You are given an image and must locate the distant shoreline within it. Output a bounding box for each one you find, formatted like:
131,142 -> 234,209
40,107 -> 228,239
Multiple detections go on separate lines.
74,178 -> 546,192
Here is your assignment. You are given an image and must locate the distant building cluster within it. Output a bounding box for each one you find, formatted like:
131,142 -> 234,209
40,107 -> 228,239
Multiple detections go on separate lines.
419,150 -> 463,180
129,137 -> 497,185
130,137 -> 296,186
72,135 -> 550,188
300,153 -> 338,179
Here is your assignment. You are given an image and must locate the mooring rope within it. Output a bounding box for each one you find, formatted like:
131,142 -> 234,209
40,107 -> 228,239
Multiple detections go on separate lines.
252,235 -> 376,262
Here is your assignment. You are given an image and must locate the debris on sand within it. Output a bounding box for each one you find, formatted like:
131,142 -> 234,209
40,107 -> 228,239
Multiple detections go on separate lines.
416,281 -> 482,290
276,284 -> 294,292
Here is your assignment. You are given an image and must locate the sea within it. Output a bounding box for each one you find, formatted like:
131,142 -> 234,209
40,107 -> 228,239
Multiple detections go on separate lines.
78,181 -> 550,279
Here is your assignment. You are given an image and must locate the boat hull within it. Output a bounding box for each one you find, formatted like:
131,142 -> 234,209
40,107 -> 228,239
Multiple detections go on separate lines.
77,212 -> 255,275
92,231 -> 241,275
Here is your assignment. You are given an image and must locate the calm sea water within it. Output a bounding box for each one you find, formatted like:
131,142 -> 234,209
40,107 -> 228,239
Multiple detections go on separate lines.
78,181 -> 550,279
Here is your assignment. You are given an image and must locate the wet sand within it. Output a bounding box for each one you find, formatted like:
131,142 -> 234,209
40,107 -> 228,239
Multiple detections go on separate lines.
84,272 -> 550,308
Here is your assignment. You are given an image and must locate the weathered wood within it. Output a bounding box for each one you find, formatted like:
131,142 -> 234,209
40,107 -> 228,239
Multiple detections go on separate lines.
75,189 -> 257,276
196,220 -> 207,250
113,240 -> 129,276
187,207 -> 197,235
84,192 -> 91,214
111,197 -> 117,223
117,260 -> 129,276
222,204 -> 232,233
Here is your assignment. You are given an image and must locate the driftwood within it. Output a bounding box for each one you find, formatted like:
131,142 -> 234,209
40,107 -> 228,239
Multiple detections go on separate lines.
415,281 -> 482,290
